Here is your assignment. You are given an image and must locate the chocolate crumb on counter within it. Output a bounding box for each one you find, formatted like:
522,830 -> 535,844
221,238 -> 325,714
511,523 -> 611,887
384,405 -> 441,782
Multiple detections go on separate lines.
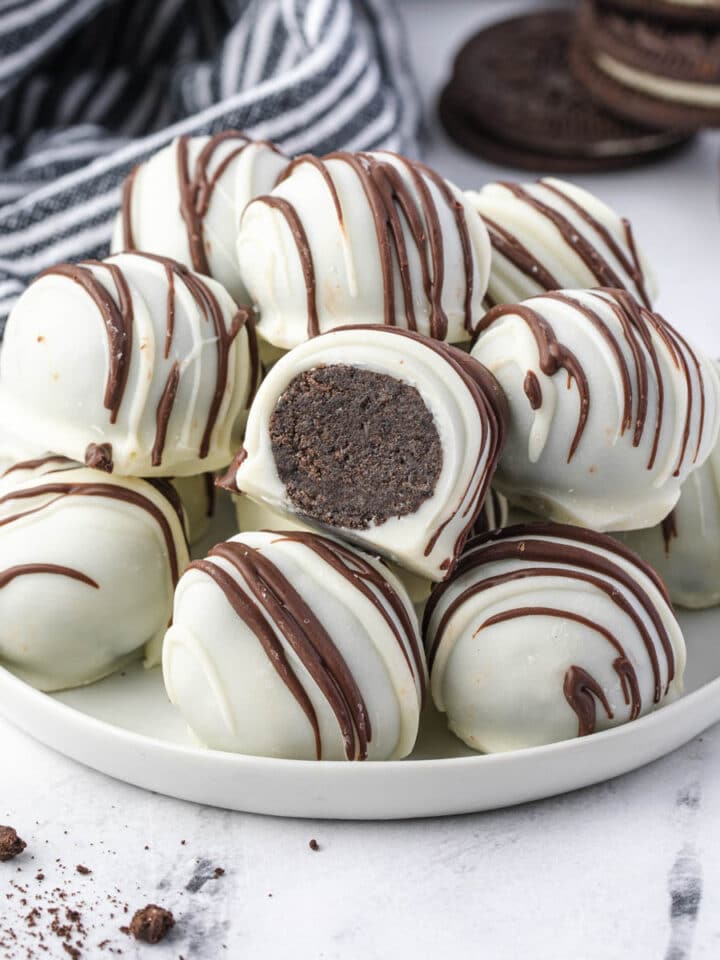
308,839 -> 320,852
0,825 -> 26,861
76,864 -> 92,876
128,904 -> 175,944
213,867 -> 225,878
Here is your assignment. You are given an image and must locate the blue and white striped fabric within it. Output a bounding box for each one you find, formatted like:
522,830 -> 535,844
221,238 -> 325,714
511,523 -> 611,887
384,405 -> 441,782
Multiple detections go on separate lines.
0,0 -> 421,332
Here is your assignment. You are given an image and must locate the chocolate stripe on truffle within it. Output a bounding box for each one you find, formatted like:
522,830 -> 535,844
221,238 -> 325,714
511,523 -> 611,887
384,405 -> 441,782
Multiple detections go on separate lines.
498,182 -> 627,291
480,289 -> 707,473
563,662 -> 614,738
1,455 -> 74,477
479,301 -> 589,462
424,523 -> 675,703
258,196 -> 319,337
189,554 -> 322,760
207,539 -> 372,760
417,160 -> 475,336
273,152 -> 476,341
152,362 -> 180,468
120,163 -> 140,250
274,532 -> 426,705
0,479 -> 183,584
481,215 -> 560,294
479,608 -> 635,735
539,180 -> 652,309
126,252 -> 252,460
177,133 -> 244,276
39,261 -> 133,426
0,563 -> 99,590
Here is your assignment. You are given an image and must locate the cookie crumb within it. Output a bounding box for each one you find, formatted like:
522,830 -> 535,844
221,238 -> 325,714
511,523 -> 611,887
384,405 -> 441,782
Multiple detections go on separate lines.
0,826 -> 26,862
213,867 -> 224,878
308,839 -> 320,852
76,865 -> 92,876
127,904 -> 175,944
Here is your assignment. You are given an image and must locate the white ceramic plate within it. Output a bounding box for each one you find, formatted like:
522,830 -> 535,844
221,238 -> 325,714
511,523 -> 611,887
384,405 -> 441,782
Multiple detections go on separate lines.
0,604 -> 718,819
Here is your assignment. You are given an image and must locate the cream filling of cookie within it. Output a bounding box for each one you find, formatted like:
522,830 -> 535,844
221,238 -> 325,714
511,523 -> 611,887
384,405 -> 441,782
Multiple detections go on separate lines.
597,53 -> 720,108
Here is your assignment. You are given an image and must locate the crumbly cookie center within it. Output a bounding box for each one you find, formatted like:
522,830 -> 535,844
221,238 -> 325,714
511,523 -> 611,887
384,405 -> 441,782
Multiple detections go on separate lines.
269,364 -> 443,529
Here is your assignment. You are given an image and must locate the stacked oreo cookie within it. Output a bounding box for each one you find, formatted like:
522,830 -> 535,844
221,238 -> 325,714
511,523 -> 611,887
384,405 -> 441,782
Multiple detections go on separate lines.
0,133 -> 716,762
574,0 -> 720,130
440,5 -> 718,171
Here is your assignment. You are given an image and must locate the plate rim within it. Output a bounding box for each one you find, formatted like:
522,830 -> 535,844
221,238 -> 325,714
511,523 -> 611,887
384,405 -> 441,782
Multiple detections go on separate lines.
1,662 -> 719,775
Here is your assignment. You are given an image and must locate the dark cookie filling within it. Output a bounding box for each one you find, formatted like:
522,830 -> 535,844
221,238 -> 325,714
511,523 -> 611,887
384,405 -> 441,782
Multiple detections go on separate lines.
270,365 -> 442,529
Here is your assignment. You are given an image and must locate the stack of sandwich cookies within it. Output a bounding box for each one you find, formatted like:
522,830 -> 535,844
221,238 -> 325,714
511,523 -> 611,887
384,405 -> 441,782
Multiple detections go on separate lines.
438,11 -> 692,173
573,0 -> 720,129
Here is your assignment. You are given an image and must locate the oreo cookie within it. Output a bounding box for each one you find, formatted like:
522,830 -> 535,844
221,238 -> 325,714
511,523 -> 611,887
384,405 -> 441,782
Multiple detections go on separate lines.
597,0 -> 720,24
572,1 -> 720,129
438,11 -> 693,173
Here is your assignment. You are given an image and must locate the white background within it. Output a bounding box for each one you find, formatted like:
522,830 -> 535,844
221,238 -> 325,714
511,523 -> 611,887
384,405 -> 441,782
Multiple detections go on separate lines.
3,1 -> 720,957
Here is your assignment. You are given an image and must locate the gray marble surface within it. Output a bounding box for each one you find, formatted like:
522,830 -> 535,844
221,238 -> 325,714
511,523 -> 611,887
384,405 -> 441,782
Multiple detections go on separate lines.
3,1 -> 720,957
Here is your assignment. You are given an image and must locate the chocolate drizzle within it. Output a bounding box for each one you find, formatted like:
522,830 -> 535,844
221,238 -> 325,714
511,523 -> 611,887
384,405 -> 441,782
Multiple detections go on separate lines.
483,215 -> 560,294
259,196 -> 319,337
496,182 -> 631,294
479,289 -> 706,472
480,299 -> 588,462
121,252 -> 252,462
523,370 -> 542,410
190,537 -> 376,760
0,563 -> 99,591
274,532 -> 426,705
38,261 -> 133,425
424,523 -> 679,723
563,663 -> 614,737
539,180 -> 653,309
1,455 -> 73,478
84,443 -> 114,473
175,132 -> 253,276
152,362 -> 180,468
120,163 -> 140,251
267,151 -> 478,340
0,474 -> 184,585
662,510 -> 678,556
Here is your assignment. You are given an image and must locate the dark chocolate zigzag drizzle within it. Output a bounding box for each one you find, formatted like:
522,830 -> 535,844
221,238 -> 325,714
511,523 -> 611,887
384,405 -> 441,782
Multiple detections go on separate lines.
424,524 -> 677,718
0,476 -> 184,584
191,538 -> 372,760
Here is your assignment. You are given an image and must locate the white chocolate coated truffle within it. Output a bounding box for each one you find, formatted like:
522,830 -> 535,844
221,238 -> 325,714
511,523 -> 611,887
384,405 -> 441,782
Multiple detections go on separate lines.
112,133 -> 288,304
0,461 -> 189,691
617,433 -> 720,609
0,253 -> 259,477
472,288 -> 720,531
163,530 -> 426,760
237,151 -> 491,349
424,524 -> 685,753
222,326 -> 508,581
466,178 -> 656,308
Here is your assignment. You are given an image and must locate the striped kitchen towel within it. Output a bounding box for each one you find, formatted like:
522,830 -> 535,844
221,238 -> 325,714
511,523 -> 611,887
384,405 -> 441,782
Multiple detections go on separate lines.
0,0 -> 421,332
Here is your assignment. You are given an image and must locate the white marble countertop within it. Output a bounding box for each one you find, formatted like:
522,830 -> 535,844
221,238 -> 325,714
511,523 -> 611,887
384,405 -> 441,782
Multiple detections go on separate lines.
3,1 -> 720,957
